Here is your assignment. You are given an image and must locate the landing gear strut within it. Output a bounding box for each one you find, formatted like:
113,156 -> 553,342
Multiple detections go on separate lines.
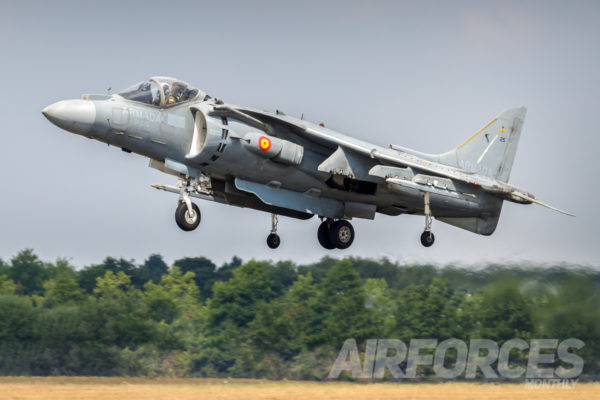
317,218 -> 355,250
174,177 -> 202,231
421,192 -> 435,247
266,213 -> 281,249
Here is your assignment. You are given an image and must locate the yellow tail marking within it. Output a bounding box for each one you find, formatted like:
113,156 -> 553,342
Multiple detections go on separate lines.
456,118 -> 497,150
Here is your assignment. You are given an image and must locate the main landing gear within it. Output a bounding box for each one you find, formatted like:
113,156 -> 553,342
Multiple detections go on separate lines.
317,218 -> 355,250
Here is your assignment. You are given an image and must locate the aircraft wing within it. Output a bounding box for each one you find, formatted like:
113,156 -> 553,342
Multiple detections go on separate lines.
224,106 -> 574,217
229,106 -> 491,186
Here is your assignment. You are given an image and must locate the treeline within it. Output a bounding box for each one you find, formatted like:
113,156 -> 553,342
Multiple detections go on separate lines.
0,249 -> 598,379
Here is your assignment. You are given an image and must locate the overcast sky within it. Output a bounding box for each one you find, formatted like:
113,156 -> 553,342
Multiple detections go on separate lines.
0,0 -> 598,268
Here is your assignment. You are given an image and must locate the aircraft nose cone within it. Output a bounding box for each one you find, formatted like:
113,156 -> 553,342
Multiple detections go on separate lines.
42,99 -> 96,135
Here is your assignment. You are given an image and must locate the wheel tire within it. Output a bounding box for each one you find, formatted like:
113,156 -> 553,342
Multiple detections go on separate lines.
328,220 -> 355,249
317,221 -> 335,250
420,231 -> 435,247
175,202 -> 201,231
266,233 -> 280,249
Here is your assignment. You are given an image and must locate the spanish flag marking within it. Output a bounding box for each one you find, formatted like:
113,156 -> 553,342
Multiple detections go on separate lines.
259,136 -> 272,151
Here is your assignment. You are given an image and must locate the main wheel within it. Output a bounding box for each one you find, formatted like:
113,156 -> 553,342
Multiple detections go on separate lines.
328,220 -> 355,249
420,231 -> 435,247
267,233 -> 280,249
175,201 -> 201,231
317,220 -> 335,250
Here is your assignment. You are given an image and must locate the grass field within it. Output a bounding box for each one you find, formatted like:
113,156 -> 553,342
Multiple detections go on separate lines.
0,377 -> 597,400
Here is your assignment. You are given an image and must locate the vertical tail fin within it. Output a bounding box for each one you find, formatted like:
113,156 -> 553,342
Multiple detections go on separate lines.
438,107 -> 527,182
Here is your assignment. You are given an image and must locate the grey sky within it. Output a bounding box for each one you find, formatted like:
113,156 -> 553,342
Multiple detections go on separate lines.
0,0 -> 598,267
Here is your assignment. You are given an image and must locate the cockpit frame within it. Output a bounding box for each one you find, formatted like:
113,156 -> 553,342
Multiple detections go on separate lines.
118,77 -> 207,108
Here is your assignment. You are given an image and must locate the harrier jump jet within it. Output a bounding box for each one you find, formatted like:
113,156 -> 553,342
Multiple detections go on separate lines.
42,77 -> 571,250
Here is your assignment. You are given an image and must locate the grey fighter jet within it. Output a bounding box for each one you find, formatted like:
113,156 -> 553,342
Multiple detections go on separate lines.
42,77 -> 571,250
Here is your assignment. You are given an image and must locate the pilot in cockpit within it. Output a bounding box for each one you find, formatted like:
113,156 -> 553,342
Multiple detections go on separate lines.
168,82 -> 185,104
118,77 -> 206,107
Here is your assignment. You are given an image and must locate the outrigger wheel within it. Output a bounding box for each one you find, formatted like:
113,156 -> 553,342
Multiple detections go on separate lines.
420,231 -> 435,247
266,233 -> 281,249
175,201 -> 201,231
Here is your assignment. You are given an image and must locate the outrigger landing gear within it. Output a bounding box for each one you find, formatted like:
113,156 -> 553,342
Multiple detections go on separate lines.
317,218 -> 355,250
266,214 -> 281,249
175,178 -> 201,231
421,191 -> 435,247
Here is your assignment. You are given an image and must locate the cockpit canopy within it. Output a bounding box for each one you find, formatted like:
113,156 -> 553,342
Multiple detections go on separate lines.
118,77 -> 208,107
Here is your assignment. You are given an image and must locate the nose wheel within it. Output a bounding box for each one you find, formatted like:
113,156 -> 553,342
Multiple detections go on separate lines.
266,214 -> 281,249
174,177 -> 202,232
420,230 -> 435,247
175,201 -> 201,231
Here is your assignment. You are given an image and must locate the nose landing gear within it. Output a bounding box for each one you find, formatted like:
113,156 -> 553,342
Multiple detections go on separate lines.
173,177 -> 204,232
175,201 -> 201,231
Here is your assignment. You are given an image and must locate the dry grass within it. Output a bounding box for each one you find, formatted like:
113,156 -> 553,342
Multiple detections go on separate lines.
0,377 -> 597,400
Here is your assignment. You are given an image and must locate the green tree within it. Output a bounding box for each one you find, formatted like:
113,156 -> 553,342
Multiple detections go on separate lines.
310,259 -> 372,347
0,295 -> 39,375
216,256 -> 242,281
194,261 -> 275,376
143,266 -> 200,324
267,261 -> 298,295
363,278 -> 397,337
394,277 -> 454,339
78,257 -> 137,293
473,277 -> 534,340
90,271 -> 157,349
536,275 -> 600,375
0,275 -> 16,295
297,256 -> 337,283
208,260 -> 275,327
93,271 -> 133,299
0,295 -> 37,342
280,273 -> 320,346
44,270 -> 86,307
174,257 -> 218,299
7,249 -> 49,295
136,254 -> 168,285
